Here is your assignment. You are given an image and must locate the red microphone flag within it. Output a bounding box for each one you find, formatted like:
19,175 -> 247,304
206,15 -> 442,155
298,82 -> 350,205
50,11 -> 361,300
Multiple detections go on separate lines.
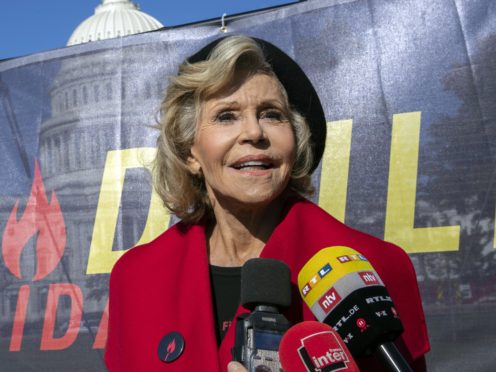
279,321 -> 359,372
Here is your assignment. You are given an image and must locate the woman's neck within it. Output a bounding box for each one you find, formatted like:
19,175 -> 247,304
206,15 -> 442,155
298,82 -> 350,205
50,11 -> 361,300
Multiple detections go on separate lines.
207,195 -> 287,267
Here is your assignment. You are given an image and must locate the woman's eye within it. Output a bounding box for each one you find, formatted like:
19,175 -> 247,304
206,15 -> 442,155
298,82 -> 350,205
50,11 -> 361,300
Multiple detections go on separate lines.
215,111 -> 237,123
260,109 -> 286,122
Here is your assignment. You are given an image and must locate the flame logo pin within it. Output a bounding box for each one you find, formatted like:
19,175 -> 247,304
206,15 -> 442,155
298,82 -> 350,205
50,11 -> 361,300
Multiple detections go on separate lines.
158,332 -> 184,363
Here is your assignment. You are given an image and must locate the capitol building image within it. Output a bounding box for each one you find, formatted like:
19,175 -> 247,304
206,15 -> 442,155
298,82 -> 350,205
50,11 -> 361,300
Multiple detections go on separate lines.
1,0 -> 169,332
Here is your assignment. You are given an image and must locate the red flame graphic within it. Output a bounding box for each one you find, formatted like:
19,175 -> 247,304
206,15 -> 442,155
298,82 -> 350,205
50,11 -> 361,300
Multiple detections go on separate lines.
167,339 -> 176,354
2,160 -> 66,280
163,339 -> 176,361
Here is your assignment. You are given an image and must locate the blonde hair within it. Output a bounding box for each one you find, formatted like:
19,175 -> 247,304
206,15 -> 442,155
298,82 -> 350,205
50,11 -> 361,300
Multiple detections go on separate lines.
153,36 -> 314,223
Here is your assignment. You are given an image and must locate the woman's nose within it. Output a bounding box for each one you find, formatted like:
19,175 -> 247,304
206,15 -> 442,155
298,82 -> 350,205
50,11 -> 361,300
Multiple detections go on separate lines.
239,114 -> 266,143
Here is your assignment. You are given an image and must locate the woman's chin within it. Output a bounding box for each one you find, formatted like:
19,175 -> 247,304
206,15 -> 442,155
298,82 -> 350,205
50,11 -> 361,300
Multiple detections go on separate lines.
213,188 -> 288,213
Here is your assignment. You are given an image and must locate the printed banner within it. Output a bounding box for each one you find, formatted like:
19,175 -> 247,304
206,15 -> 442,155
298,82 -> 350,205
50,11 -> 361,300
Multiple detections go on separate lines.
1,0 -> 495,370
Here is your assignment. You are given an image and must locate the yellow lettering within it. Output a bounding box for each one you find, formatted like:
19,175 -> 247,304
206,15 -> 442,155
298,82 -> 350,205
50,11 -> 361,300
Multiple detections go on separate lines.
384,112 -> 460,253
318,120 -> 353,222
86,148 -> 170,274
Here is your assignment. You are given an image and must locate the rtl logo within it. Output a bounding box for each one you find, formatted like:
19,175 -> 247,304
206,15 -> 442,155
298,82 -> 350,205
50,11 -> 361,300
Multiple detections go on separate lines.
301,263 -> 332,297
336,254 -> 367,263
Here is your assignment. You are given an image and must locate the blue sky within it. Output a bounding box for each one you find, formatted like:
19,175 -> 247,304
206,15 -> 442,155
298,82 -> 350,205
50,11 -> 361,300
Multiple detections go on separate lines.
1,0 -> 298,60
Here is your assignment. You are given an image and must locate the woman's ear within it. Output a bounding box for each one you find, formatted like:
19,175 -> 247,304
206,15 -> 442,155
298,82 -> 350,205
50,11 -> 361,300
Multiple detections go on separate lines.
186,153 -> 202,175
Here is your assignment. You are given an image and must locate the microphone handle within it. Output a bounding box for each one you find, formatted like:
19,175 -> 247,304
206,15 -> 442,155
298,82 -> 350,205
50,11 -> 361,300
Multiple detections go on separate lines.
374,342 -> 413,372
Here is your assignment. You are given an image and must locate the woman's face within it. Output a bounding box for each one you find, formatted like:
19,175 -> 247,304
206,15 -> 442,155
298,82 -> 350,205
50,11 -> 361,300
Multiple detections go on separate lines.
188,73 -> 296,210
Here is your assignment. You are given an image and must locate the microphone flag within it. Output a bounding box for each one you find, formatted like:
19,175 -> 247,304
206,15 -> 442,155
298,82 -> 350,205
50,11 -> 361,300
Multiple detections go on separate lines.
279,321 -> 359,372
297,246 -> 404,356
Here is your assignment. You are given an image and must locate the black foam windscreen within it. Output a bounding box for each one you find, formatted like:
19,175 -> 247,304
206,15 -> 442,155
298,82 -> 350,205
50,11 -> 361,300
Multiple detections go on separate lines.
240,258 -> 291,310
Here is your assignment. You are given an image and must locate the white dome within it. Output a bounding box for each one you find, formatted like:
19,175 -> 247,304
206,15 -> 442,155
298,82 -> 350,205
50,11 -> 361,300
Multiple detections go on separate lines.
67,0 -> 163,46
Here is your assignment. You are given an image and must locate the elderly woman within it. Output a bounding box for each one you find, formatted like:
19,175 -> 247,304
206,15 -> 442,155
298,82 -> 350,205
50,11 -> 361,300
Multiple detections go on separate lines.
105,36 -> 429,371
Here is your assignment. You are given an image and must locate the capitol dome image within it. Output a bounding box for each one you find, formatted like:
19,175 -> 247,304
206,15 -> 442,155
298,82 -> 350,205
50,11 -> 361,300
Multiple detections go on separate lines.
68,0 -> 164,46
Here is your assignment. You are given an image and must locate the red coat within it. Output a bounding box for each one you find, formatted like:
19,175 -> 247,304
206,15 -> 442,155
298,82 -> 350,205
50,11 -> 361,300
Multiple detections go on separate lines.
105,198 -> 430,371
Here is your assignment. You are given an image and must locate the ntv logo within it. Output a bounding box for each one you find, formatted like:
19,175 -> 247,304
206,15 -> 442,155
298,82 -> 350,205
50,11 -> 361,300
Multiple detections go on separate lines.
318,287 -> 342,314
358,271 -> 380,285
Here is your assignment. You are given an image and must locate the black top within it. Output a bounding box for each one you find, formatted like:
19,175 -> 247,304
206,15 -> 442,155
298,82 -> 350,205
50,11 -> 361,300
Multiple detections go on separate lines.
209,265 -> 242,345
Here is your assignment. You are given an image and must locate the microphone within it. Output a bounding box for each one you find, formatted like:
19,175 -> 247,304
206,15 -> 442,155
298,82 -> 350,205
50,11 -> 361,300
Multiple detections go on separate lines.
232,258 -> 292,372
279,321 -> 359,372
297,246 -> 413,372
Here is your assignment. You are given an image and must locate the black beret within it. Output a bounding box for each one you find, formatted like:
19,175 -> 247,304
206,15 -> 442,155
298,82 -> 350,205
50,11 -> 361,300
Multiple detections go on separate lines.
186,36 -> 326,173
